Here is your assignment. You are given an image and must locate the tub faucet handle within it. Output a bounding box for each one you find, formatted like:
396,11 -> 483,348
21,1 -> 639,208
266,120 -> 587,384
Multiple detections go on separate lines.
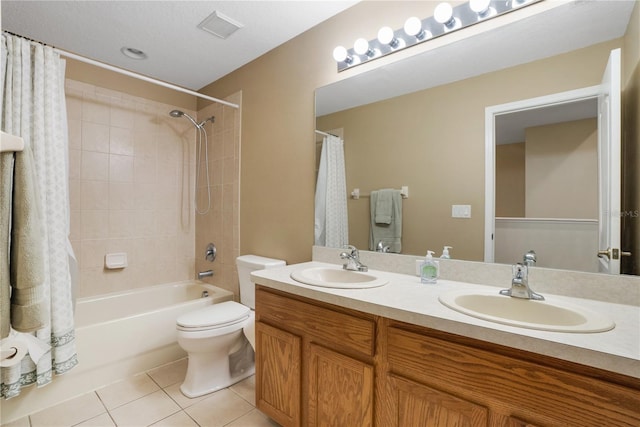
205,243 -> 216,262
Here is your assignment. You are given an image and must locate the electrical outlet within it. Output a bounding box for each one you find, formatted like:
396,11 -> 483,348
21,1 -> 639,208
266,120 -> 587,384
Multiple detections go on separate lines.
452,204 -> 471,218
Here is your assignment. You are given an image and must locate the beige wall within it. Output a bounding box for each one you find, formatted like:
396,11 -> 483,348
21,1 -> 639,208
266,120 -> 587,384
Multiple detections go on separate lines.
622,1 -> 640,275
199,0 -> 630,264
66,79 -> 196,297
525,119 -> 598,219
495,143 -> 525,218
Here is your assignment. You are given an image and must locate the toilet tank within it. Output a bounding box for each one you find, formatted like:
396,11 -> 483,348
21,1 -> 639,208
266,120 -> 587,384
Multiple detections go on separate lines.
236,255 -> 286,309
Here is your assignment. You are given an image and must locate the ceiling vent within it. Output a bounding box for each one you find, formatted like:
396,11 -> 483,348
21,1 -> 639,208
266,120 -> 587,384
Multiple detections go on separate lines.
198,11 -> 243,39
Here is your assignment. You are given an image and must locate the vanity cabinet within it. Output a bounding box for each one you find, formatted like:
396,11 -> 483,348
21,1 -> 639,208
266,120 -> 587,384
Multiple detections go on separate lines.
255,287 -> 376,427
255,286 -> 640,427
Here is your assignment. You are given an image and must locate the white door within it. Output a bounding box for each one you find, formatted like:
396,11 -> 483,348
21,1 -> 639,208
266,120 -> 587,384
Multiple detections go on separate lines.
597,48 -> 622,274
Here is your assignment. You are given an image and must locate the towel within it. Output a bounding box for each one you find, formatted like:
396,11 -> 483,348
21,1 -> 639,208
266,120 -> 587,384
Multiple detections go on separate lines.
369,189 -> 403,253
9,146 -> 47,333
374,189 -> 394,224
1,153 -> 14,339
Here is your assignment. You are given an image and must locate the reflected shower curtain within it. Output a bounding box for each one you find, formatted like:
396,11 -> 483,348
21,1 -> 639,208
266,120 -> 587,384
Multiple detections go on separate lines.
314,134 -> 348,247
1,33 -> 77,399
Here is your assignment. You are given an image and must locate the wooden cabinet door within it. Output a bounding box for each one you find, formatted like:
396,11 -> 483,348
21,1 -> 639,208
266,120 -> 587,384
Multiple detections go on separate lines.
308,343 -> 374,427
388,374 -> 489,427
255,322 -> 301,427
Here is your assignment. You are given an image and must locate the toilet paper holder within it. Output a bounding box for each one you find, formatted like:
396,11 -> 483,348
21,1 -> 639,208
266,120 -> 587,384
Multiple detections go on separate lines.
1,347 -> 19,361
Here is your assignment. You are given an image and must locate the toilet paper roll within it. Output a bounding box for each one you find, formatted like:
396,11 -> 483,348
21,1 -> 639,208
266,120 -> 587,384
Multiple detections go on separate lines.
0,340 -> 28,368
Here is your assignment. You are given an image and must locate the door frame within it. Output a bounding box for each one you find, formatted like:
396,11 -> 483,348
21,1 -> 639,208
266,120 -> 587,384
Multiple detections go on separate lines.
484,85 -> 601,263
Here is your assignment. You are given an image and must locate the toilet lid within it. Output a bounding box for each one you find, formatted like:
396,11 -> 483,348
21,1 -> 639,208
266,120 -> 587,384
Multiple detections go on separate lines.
177,301 -> 250,329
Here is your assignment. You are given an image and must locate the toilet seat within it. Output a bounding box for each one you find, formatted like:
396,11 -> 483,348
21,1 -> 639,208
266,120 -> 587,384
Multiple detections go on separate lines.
177,301 -> 250,332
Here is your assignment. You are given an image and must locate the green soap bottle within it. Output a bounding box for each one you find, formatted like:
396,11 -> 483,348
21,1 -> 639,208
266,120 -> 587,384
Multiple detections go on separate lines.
420,250 -> 439,284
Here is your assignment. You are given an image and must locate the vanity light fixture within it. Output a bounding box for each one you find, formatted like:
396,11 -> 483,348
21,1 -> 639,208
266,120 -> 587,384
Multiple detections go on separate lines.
470,0 -> 495,18
354,38 -> 376,57
377,26 -> 401,48
434,3 -> 460,31
332,45 -> 353,64
333,0 -> 539,72
404,17 -> 427,40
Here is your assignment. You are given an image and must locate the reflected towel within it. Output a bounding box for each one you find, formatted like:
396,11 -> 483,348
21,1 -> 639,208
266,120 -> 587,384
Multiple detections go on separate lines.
369,190 -> 402,253
10,146 -> 47,332
374,189 -> 394,224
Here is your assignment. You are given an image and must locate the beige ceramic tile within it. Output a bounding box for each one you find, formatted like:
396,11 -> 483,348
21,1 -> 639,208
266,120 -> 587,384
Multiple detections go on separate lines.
81,151 -> 109,181
74,412 -> 116,427
96,373 -> 160,410
184,389 -> 253,427
225,409 -> 280,427
29,392 -> 106,427
147,358 -> 188,389
162,383 -> 210,409
108,390 -> 180,427
149,410 -> 198,427
82,122 -> 110,153
229,375 -> 256,406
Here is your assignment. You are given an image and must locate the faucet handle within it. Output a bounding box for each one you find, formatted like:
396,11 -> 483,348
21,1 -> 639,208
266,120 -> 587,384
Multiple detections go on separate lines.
343,244 -> 358,255
512,263 -> 527,279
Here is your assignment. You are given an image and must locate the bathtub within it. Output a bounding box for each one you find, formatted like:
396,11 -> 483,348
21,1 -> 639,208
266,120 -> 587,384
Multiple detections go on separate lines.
74,280 -> 233,375
1,280 -> 234,424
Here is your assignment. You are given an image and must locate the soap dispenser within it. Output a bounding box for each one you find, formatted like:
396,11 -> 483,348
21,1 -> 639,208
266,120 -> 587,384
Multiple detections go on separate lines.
440,246 -> 452,259
420,251 -> 439,284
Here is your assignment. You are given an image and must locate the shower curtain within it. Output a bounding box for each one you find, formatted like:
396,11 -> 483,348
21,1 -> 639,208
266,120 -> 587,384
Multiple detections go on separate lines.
1,33 -> 77,399
314,134 -> 349,248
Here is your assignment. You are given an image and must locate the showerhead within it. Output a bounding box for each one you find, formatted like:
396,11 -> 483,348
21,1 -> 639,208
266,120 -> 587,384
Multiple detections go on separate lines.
169,110 -> 200,128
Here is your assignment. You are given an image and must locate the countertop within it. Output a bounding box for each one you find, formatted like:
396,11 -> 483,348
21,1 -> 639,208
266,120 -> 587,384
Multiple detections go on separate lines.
252,261 -> 640,379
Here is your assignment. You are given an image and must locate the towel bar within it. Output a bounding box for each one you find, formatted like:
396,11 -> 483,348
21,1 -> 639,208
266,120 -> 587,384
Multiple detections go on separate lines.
351,186 -> 408,200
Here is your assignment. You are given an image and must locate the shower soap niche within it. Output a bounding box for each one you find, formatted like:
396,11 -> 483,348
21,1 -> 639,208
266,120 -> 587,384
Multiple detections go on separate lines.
105,253 -> 128,269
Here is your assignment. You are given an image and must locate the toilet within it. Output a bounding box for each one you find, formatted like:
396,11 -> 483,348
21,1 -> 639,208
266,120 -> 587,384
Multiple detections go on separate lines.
176,255 -> 286,398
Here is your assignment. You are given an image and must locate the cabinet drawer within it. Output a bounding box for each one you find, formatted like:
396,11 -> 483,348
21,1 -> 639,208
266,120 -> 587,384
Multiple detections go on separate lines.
256,288 -> 375,357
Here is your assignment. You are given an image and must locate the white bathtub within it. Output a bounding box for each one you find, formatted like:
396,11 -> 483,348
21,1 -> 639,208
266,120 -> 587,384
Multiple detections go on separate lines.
74,280 -> 234,375
1,280 -> 234,424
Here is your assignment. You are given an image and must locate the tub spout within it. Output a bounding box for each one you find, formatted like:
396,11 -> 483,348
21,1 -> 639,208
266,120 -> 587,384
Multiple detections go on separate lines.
198,270 -> 214,280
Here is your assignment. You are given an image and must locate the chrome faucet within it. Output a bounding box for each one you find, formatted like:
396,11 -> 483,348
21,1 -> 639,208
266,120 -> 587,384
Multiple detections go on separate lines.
500,263 -> 544,300
198,270 -> 214,280
376,241 -> 390,253
523,249 -> 537,267
340,245 -> 368,272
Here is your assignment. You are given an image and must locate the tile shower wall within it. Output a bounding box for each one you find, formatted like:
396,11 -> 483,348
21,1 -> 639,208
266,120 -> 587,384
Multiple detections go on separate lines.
66,79 -> 197,298
194,92 -> 241,298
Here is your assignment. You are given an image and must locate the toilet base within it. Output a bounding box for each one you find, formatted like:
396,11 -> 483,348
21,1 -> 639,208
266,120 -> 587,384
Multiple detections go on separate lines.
180,337 -> 255,398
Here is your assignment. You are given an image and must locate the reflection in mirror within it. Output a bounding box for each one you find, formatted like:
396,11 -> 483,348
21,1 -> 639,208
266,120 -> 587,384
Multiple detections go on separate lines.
494,97 -> 600,273
315,0 -> 638,275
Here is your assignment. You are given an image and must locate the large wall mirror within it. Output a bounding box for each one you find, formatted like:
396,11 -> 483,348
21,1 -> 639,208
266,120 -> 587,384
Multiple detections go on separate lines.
315,1 -> 638,275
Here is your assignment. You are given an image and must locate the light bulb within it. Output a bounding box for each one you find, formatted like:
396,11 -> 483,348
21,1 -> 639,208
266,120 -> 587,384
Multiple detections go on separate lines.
333,46 -> 348,62
377,26 -> 395,45
403,17 -> 423,37
470,0 -> 491,14
434,3 -> 454,25
353,38 -> 370,55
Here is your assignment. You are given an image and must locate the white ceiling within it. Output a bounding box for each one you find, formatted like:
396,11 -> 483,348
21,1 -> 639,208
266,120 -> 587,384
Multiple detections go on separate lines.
1,1 -> 358,90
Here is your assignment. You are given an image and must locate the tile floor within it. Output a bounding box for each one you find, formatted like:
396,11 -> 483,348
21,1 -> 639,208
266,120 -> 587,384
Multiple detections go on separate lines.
3,359 -> 279,427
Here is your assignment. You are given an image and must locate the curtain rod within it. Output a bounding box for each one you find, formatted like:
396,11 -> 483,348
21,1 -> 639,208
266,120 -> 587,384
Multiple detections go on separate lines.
54,48 -> 239,109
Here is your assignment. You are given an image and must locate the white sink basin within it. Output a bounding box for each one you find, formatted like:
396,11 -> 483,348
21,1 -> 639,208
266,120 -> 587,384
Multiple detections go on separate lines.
290,267 -> 388,289
439,290 -> 615,333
